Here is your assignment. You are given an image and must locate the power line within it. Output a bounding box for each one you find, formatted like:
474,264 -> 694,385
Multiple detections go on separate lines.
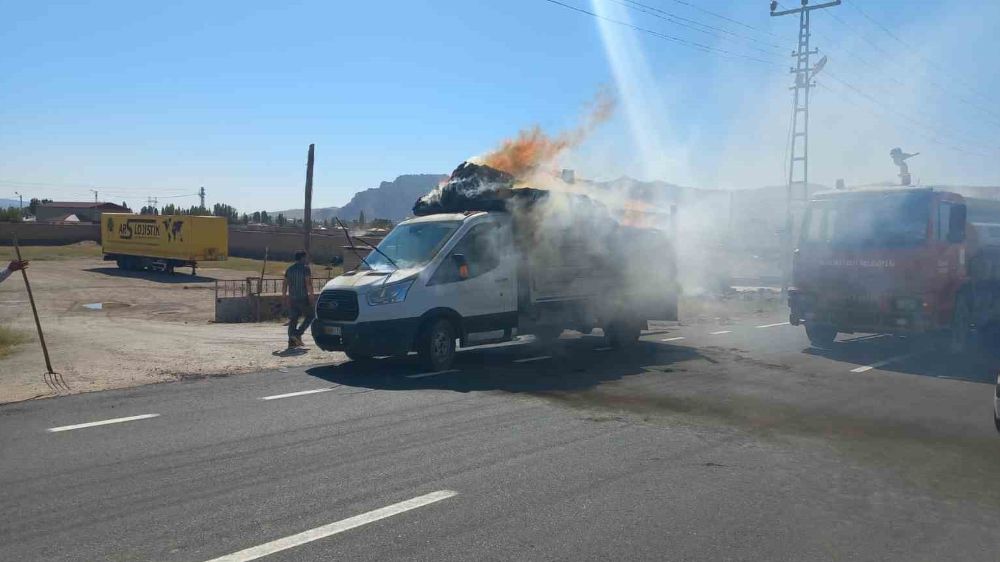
815,80 -> 995,161
669,0 -> 784,39
845,0 -> 998,106
544,0 -> 998,156
822,71 -> 996,158
818,1 -> 1000,128
540,0 -> 784,67
613,0 -> 786,54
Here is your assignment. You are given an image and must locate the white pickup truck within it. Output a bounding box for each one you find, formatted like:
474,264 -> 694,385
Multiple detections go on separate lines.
311,184 -> 678,371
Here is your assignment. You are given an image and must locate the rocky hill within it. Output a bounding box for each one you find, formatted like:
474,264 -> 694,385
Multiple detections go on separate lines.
278,174 -> 447,223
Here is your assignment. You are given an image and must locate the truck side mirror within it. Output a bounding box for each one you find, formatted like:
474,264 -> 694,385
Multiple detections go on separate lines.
452,253 -> 469,279
948,204 -> 967,243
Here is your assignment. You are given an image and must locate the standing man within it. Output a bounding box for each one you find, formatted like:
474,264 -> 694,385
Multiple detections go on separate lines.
0,260 -> 28,285
282,250 -> 315,348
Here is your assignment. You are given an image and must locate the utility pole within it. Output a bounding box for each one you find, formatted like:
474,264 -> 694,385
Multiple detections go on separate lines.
303,144 -> 315,254
199,186 -> 206,210
15,192 -> 22,212
90,189 -> 99,203
770,0 -> 839,291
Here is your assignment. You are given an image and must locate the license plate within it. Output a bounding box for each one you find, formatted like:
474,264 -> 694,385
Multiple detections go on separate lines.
324,326 -> 342,336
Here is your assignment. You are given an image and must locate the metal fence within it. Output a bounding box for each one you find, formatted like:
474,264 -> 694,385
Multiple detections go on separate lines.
214,276 -> 333,299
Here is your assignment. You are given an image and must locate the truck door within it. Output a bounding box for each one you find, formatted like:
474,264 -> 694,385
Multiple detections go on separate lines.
429,220 -> 517,333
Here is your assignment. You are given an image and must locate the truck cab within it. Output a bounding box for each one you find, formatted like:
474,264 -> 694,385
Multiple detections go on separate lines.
311,211 -> 518,370
789,188 -> 970,346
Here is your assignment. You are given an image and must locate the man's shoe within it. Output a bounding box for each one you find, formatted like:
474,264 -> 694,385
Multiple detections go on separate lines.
288,338 -> 298,348
293,336 -> 306,347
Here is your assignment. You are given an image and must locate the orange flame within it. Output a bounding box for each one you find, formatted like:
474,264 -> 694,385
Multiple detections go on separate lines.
479,91 -> 615,180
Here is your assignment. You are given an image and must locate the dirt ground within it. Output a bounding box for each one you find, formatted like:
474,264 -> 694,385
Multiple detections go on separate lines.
0,253 -> 344,403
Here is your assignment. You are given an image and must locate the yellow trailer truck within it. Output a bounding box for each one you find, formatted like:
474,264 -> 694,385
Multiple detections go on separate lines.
101,213 -> 228,275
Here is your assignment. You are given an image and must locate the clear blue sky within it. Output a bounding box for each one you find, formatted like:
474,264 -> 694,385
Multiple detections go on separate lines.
1,0 -> 998,212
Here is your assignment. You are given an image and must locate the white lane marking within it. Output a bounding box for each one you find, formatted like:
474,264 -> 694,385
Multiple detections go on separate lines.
513,355 -> 552,363
850,354 -> 914,373
47,414 -> 160,433
405,369 -> 459,379
594,346 -> 613,351
204,490 -> 458,562
709,330 -> 732,335
260,388 -> 333,401
661,337 -> 685,342
756,321 -> 790,328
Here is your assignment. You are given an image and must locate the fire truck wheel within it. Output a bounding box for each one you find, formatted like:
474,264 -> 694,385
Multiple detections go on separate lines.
805,323 -> 837,347
418,317 -> 456,372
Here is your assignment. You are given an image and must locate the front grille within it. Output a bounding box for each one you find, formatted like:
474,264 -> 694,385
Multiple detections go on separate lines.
316,290 -> 359,321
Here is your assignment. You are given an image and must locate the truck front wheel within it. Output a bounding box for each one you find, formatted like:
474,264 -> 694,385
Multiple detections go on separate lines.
805,323 -> 837,347
418,318 -> 456,371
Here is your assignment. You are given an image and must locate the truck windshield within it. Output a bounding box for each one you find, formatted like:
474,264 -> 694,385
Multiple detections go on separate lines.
801,192 -> 930,248
364,220 -> 461,270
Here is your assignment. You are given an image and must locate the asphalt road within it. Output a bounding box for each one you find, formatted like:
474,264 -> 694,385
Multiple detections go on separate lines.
2,316 -> 998,561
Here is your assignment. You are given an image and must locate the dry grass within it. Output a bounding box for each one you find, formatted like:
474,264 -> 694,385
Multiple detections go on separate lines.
0,326 -> 29,359
0,242 -> 102,261
0,243 -> 341,278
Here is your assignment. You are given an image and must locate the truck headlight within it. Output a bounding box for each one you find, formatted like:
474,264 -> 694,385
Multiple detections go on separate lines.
366,280 -> 413,306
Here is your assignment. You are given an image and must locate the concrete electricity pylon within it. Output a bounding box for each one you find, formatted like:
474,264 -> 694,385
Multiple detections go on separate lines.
770,0 -> 840,291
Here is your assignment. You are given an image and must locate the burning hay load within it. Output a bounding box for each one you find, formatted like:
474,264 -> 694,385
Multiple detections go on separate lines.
412,161 -> 520,215
412,161 -> 592,217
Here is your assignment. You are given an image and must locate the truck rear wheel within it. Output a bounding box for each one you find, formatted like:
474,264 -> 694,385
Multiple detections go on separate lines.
605,319 -> 640,348
418,318 -> 456,372
805,323 -> 837,347
533,326 -> 563,346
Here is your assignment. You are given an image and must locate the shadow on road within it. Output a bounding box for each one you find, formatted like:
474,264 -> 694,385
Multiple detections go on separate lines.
85,267 -> 215,284
804,335 -> 996,384
305,336 -> 706,395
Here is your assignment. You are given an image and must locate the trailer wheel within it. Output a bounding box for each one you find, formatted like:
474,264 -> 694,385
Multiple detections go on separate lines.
805,323 -> 837,347
418,317 -> 456,371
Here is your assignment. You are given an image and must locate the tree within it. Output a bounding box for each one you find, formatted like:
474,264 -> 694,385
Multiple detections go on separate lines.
260,211 -> 272,225
369,218 -> 394,230
28,198 -> 52,216
0,206 -> 23,222
276,213 -> 288,227
358,209 -> 366,226
212,203 -> 238,224
139,206 -> 159,215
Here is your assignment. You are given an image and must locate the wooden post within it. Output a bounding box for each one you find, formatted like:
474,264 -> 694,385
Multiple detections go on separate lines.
256,246 -> 269,322
303,144 -> 315,255
13,238 -> 55,374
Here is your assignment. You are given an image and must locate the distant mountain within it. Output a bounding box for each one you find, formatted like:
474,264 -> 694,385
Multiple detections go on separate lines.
276,206 -> 341,222
277,174 -> 447,222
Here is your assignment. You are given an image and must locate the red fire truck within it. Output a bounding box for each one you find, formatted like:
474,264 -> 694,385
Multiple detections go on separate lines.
789,187 -> 1000,352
